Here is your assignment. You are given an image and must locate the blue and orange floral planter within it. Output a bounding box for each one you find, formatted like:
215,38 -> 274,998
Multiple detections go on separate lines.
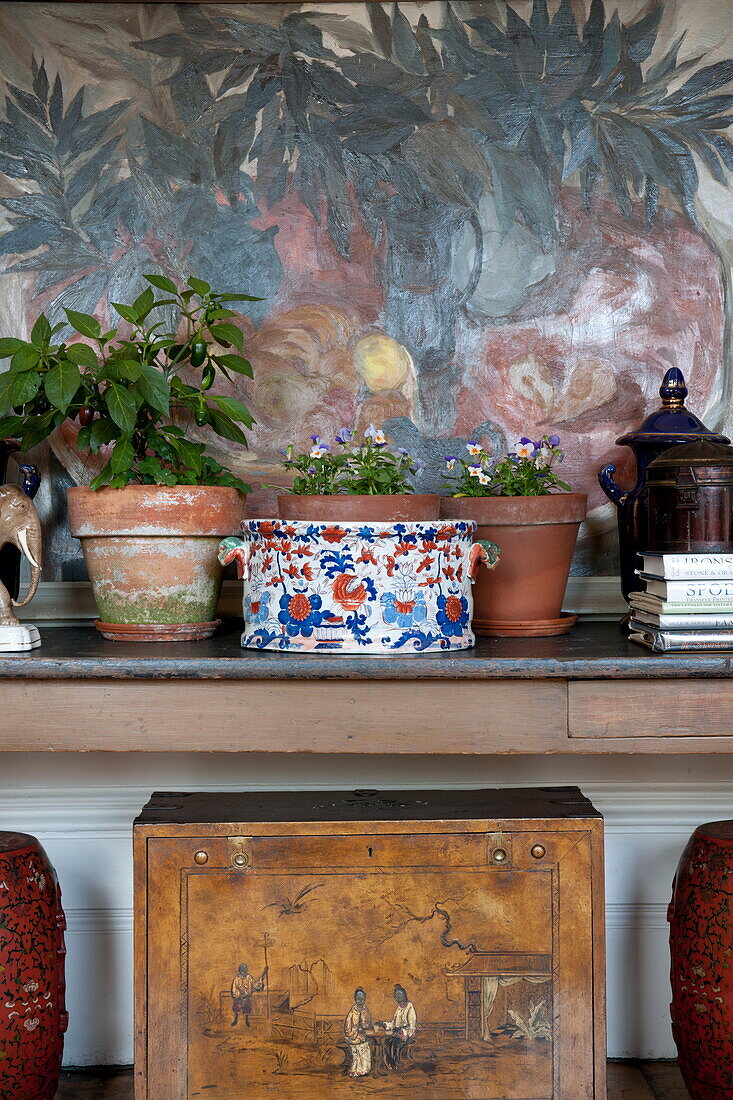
220,519 -> 499,653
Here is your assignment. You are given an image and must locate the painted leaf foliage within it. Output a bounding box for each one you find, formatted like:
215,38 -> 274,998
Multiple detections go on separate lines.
0,1 -> 733,305
131,0 -> 733,257
0,58 -> 130,308
0,47 -> 282,320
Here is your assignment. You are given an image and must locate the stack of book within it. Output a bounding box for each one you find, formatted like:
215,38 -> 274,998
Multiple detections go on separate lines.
629,552 -> 733,651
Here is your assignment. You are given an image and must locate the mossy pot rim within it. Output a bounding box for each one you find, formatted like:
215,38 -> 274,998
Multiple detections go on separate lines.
67,484 -> 246,538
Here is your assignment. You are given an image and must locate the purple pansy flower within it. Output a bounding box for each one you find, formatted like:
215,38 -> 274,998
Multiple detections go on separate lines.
365,423 -> 388,445
514,440 -> 536,460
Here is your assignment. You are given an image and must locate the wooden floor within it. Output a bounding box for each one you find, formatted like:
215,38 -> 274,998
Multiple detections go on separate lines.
608,1063 -> 690,1098
55,1062 -> 690,1097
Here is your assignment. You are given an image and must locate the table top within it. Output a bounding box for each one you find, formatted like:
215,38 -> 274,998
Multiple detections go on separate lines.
2,619 -> 732,680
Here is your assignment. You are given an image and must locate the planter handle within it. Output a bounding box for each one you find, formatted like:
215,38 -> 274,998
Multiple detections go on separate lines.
470,539 -> 500,580
218,535 -> 251,580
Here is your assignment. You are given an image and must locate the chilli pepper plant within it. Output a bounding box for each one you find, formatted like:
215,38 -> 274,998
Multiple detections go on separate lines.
445,435 -> 571,497
282,425 -> 419,495
0,274 -> 259,491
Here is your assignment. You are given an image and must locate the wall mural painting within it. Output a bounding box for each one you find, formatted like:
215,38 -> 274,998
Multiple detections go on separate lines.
1,1 -> 733,577
188,867 -> 554,1097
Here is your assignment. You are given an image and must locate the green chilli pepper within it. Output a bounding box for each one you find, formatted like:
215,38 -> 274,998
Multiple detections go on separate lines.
190,338 -> 207,368
201,364 -> 215,391
168,343 -> 189,363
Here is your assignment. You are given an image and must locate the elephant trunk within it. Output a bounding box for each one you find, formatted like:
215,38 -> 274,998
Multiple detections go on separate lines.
11,519 -> 42,609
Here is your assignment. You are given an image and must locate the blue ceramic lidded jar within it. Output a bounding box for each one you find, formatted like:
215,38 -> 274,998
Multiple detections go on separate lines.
598,368 -> 729,602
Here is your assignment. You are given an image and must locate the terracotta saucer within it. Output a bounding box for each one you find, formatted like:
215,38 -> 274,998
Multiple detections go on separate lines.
94,619 -> 221,642
474,613 -> 578,638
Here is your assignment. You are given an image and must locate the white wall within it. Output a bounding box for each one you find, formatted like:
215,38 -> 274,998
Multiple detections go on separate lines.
0,751 -> 731,1066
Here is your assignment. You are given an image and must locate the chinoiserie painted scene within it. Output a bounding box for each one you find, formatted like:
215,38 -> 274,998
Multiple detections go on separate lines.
1,0 -> 733,579
187,866 -> 553,1098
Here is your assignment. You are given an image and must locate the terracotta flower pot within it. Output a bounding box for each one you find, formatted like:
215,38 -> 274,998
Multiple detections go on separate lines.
277,494 -> 440,522
440,493 -> 587,636
67,485 -> 245,641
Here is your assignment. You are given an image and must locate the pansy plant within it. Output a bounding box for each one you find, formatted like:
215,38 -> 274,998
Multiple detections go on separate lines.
281,426 -> 419,495
280,436 -> 349,495
445,435 -> 571,497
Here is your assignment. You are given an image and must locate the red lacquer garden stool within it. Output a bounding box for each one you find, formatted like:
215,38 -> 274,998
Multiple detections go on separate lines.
669,820 -> 733,1099
0,833 -> 67,1099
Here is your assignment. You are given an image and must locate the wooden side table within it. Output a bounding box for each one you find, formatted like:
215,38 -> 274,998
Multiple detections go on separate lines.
2,622 -> 733,753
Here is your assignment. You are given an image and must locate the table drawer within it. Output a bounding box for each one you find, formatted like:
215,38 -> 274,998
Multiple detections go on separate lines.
568,679 -> 733,742
0,679 -> 567,752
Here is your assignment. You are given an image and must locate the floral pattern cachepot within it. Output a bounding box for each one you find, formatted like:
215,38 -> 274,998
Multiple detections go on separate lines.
220,519 -> 499,653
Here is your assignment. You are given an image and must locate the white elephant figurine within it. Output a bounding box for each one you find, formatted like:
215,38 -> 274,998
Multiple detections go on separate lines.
0,484 -> 42,650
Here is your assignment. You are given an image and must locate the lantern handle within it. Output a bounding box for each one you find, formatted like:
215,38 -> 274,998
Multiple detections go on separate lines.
598,463 -> 628,508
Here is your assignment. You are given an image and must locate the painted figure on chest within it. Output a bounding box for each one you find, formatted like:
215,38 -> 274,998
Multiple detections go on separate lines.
383,984 -> 418,1069
344,987 -> 372,1078
230,962 -> 267,1029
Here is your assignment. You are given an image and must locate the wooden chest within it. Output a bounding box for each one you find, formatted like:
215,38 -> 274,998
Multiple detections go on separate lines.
134,787 -> 605,1100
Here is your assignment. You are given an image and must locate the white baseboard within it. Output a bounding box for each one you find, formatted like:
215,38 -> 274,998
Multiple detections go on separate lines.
0,779 -> 725,835
60,899 -> 671,935
606,903 -> 669,931
18,577 -> 626,623
16,580 -> 245,623
564,575 -> 626,616
65,908 -> 133,935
